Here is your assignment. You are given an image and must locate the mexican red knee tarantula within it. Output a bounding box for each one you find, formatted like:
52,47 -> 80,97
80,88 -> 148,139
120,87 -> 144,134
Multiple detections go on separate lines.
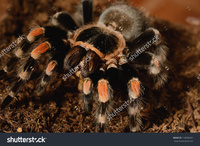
0,0 -> 168,132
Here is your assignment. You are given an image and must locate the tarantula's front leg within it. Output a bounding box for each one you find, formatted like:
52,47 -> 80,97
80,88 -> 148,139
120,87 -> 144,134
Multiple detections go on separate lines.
121,63 -> 144,132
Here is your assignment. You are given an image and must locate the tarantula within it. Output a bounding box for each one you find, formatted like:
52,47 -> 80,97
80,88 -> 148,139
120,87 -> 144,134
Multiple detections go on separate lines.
0,0 -> 168,132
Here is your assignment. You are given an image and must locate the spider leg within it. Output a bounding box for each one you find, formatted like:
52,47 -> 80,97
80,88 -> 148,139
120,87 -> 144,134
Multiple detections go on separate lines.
127,28 -> 168,89
127,77 -> 143,132
120,63 -> 144,132
1,10 -> 76,74
1,78 -> 25,109
1,26 -> 67,75
16,26 -> 67,58
128,28 -> 167,63
1,39 -> 69,109
96,77 -> 113,132
1,41 -> 51,109
0,21 -> 72,105
1,56 -> 36,109
82,77 -> 93,113
51,12 -> 78,30
37,60 -> 57,95
37,44 -> 69,95
127,28 -> 158,49
94,64 -> 119,132
82,0 -> 93,25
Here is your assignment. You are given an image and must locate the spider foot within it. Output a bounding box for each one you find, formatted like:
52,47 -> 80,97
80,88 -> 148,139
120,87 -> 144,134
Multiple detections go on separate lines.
129,124 -> 141,133
95,123 -> 106,133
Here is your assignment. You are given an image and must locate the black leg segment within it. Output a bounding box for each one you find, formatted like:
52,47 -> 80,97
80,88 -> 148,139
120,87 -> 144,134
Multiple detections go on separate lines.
52,12 -> 78,30
82,0 -> 93,24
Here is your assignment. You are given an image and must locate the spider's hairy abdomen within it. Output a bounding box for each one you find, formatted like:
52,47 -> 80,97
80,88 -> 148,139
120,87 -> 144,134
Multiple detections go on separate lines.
98,4 -> 148,41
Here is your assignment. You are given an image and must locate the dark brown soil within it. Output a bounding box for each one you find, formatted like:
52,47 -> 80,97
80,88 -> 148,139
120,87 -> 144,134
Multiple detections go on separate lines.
0,0 -> 200,133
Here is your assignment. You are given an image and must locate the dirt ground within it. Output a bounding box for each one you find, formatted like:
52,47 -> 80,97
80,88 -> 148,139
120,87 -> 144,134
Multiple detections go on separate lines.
0,0 -> 200,133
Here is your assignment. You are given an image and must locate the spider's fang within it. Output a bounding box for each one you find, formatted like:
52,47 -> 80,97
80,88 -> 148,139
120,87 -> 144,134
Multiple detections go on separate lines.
27,27 -> 45,43
31,41 -> 51,60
